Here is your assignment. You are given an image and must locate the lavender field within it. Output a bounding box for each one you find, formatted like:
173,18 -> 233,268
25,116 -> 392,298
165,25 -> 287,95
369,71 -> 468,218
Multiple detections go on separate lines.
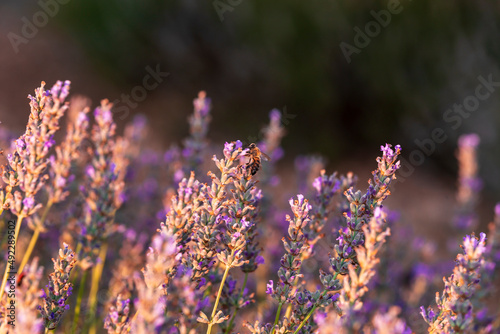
0,81 -> 498,334
1,1 -> 500,333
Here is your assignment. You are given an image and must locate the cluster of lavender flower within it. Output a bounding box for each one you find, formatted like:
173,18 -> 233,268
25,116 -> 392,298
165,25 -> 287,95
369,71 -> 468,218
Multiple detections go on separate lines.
0,82 -> 499,334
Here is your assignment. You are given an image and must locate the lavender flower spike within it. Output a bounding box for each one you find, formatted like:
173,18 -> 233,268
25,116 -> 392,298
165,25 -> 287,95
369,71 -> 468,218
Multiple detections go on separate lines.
183,91 -> 212,176
131,273 -> 168,333
1,81 -> 69,218
257,195 -> 312,332
38,243 -> 77,330
16,257 -> 44,333
454,133 -> 481,230
488,203 -> 500,267
421,232 -> 489,333
104,295 -> 131,334
333,144 -> 401,274
336,207 -> 391,325
78,100 -> 129,269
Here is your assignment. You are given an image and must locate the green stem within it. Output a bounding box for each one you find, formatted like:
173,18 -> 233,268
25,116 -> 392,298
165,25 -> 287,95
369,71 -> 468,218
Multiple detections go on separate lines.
293,304 -> 318,334
86,242 -> 108,334
18,226 -> 40,274
284,266 -> 303,319
270,302 -> 283,334
293,290 -> 327,334
71,270 -> 88,334
225,272 -> 249,334
207,251 -> 234,334
18,200 -> 52,274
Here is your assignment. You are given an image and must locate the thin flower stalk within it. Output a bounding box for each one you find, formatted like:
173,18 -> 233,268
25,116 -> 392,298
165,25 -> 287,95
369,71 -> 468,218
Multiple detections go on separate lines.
224,273 -> 252,334
71,269 -> 88,334
87,242 -> 109,334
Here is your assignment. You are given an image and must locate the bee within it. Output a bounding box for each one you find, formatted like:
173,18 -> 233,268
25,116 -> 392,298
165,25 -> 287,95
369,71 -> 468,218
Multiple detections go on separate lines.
243,143 -> 271,176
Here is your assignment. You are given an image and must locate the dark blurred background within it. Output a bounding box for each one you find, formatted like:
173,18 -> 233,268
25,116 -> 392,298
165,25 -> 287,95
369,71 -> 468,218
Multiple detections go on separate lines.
0,0 -> 499,202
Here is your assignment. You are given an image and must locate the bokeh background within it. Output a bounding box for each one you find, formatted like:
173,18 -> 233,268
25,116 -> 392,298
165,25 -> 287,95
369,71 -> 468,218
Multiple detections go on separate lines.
1,0 -> 499,238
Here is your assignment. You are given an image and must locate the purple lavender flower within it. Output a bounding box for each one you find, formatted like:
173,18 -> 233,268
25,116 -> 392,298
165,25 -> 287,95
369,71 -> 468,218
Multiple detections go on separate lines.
104,295 -> 131,333
266,280 -> 274,295
45,104 -> 90,206
78,100 -> 129,269
421,232 -> 491,332
458,133 -> 480,147
22,196 -> 34,210
1,81 -> 68,220
302,170 -> 342,261
182,91 -> 212,176
454,133 -> 482,231
38,243 -> 76,330
131,273 -> 168,332
334,207 -> 392,328
331,144 -> 401,276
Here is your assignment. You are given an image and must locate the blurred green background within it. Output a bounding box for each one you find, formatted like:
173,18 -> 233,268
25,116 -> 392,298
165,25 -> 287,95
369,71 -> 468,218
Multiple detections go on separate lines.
0,0 -> 499,197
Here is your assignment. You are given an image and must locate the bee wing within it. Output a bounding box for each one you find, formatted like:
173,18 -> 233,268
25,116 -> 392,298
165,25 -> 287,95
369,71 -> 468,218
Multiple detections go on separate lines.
261,152 -> 271,161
